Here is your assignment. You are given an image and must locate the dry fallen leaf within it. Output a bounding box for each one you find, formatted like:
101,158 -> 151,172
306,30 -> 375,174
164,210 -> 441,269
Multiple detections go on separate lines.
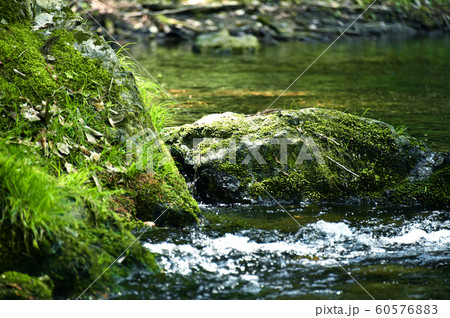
21,103 -> 41,122
92,174 -> 102,192
79,145 -> 91,156
89,152 -> 101,162
93,101 -> 104,112
143,221 -> 156,228
108,114 -> 124,126
57,142 -> 70,156
85,132 -> 97,144
104,162 -> 124,173
84,125 -> 103,137
64,162 -> 77,174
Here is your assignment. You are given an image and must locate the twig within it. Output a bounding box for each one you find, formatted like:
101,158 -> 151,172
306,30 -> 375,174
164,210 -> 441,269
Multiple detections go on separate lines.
122,12 -> 147,18
18,49 -> 30,59
303,128 -> 340,146
326,156 -> 360,178
13,69 -> 26,77
40,35 -> 60,55
107,77 -> 114,96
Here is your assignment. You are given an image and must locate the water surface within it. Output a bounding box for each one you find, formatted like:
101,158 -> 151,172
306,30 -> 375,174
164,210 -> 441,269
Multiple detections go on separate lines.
133,36 -> 449,151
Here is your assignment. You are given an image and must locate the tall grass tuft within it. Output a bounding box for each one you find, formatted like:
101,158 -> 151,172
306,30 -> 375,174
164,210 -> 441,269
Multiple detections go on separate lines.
0,146 -> 73,250
116,44 -> 172,134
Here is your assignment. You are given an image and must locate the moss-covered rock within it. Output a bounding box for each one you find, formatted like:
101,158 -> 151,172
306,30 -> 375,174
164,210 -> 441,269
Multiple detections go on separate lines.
0,0 -> 201,227
0,271 -> 53,300
194,29 -> 260,54
0,0 -> 202,299
164,108 -> 449,206
0,0 -> 144,140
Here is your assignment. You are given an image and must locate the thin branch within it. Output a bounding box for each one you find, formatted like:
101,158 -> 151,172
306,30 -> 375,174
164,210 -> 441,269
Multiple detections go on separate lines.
326,156 -> 360,178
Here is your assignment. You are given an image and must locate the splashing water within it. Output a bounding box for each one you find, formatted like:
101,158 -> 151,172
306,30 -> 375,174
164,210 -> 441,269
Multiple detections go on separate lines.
115,205 -> 450,299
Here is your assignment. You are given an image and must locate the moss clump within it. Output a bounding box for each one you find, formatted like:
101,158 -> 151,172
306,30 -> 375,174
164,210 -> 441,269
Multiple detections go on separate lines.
389,164 -> 450,205
0,24 -> 118,143
106,165 -> 201,227
194,29 -> 260,54
0,0 -> 33,24
130,173 -> 201,227
0,271 -> 52,300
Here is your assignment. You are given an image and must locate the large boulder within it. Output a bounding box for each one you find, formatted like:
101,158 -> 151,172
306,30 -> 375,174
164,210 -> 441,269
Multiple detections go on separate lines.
164,108 -> 449,206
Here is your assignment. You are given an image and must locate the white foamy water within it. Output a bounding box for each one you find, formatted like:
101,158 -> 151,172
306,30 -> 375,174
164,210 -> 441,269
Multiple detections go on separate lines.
144,215 -> 450,278
111,208 -> 450,299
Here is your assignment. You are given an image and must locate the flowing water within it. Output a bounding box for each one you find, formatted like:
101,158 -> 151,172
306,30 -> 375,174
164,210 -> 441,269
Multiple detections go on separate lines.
118,205 -> 450,299
118,36 -> 450,299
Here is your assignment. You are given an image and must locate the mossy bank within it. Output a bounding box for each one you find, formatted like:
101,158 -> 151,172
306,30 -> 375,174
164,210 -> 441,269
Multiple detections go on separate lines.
164,108 -> 449,206
0,0 -> 201,299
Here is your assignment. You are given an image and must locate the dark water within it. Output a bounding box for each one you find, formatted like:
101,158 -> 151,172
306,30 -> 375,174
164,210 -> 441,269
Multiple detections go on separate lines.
117,37 -> 450,300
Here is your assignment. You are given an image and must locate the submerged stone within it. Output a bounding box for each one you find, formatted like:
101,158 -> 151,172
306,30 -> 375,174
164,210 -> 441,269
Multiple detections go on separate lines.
194,29 -> 260,53
164,108 -> 449,206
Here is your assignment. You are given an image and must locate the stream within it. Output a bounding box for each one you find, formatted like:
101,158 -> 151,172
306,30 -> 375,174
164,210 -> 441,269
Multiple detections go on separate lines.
116,36 -> 450,299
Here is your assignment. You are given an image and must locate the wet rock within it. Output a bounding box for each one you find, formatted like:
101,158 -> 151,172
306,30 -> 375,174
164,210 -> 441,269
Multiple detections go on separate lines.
71,1 -> 449,46
194,29 -> 260,53
165,108 -> 449,206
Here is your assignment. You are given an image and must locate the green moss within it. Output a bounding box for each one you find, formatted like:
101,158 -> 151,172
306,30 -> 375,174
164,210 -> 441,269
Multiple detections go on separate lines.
0,271 -> 52,300
247,109 -> 423,202
389,164 -> 450,206
0,24 -> 117,133
0,0 -> 33,24
122,170 -> 201,227
0,144 -> 159,299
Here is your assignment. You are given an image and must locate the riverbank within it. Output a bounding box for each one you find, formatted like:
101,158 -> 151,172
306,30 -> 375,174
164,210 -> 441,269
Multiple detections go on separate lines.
0,0 -> 201,299
72,0 -> 450,46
